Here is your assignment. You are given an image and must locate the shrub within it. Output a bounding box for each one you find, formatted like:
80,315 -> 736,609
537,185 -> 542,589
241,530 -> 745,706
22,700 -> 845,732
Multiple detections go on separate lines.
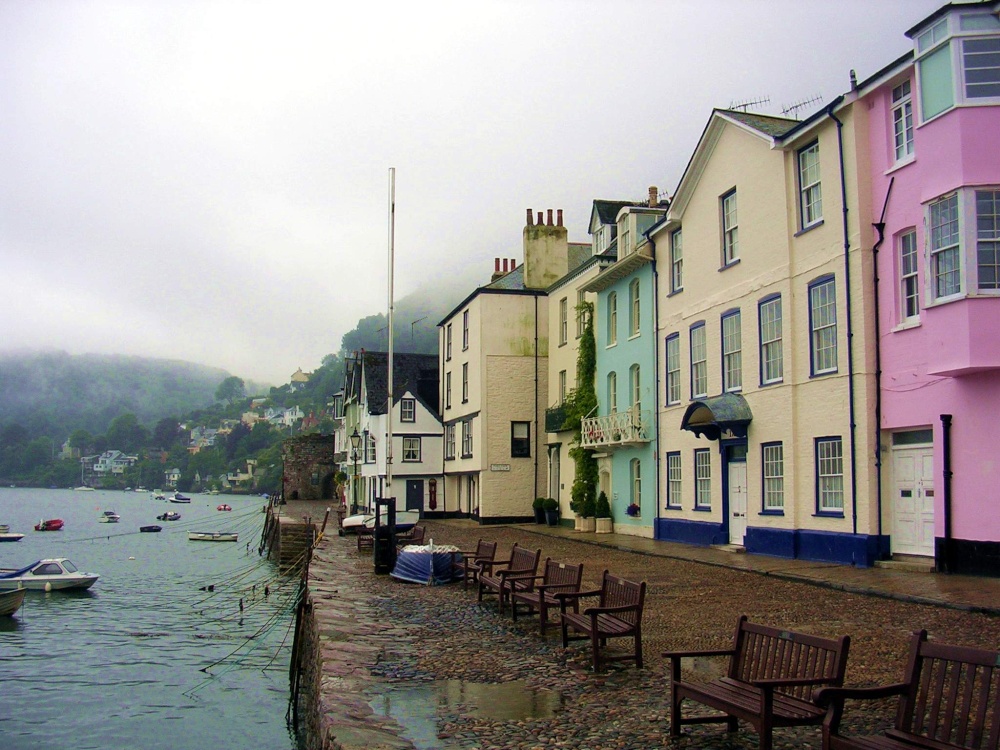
581,493 -> 596,518
543,497 -> 558,512
596,491 -> 611,519
532,497 -> 546,511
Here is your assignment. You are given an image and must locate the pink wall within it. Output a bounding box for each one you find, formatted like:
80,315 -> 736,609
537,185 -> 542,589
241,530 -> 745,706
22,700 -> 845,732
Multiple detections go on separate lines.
867,76 -> 1000,543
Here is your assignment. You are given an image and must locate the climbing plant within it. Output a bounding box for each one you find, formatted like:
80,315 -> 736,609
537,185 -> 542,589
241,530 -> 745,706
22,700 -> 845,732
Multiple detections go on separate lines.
563,301 -> 598,513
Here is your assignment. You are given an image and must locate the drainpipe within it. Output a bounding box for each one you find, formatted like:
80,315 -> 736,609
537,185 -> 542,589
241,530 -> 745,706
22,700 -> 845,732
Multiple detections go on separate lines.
827,102 -> 860,537
649,233 -> 662,535
940,414 -> 953,573
534,294 -> 539,504
872,177 -> 895,549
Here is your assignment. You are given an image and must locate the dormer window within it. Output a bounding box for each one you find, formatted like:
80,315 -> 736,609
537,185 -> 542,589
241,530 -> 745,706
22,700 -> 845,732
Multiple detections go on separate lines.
618,215 -> 631,257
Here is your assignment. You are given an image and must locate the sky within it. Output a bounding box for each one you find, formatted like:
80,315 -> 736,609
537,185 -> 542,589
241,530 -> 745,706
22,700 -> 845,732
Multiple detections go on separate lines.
1,0 -> 946,385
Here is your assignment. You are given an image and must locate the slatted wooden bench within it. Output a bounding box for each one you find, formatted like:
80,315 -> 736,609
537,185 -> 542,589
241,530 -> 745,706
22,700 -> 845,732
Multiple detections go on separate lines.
451,539 -> 498,590
665,615 -> 851,750
558,569 -> 646,671
477,544 -> 541,614
510,559 -> 584,634
356,525 -> 374,551
394,525 -> 425,550
814,629 -> 1000,750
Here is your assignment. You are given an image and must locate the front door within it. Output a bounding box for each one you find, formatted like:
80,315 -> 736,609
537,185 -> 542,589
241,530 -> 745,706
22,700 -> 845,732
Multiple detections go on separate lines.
728,461 -> 748,545
892,447 -> 935,557
405,479 -> 423,513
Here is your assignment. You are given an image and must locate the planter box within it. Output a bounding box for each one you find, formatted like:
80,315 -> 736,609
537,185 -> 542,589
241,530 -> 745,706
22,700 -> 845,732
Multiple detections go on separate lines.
534,508 -> 546,524
545,510 -> 560,527
581,517 -> 596,533
573,515 -> 584,532
595,518 -> 613,534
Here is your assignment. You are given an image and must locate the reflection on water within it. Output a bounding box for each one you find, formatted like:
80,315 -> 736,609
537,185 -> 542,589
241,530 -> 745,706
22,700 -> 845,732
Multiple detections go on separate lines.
371,679 -> 563,750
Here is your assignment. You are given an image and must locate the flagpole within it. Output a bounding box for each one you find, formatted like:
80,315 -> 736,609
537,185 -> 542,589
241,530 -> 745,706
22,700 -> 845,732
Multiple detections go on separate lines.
386,167 -> 395,495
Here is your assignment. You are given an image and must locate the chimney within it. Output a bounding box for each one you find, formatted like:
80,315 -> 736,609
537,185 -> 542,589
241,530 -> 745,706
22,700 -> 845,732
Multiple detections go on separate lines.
523,207 -> 568,290
557,209 -> 563,227
491,257 -> 505,283
648,186 -> 658,207
849,69 -> 858,90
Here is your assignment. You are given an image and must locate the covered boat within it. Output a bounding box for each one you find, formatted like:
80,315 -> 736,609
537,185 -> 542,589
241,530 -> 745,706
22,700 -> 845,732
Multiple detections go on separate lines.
98,510 -> 120,523
339,509 -> 420,535
169,493 -> 191,503
34,519 -> 64,531
188,531 -> 238,542
0,558 -> 99,591
139,525 -> 162,533
390,542 -> 462,586
0,588 -> 27,616
0,524 -> 24,542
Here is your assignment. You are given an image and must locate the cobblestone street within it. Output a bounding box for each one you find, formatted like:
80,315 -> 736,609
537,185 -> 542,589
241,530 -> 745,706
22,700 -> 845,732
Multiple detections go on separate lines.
305,518 -> 1000,750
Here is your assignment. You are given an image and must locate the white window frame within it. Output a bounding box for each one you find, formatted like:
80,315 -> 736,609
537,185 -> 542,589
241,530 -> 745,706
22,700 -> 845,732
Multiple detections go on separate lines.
809,278 -> 838,375
930,193 -> 962,300
762,443 -> 784,511
445,424 -> 456,460
446,324 -> 452,361
607,292 -> 618,346
798,142 -> 823,229
899,230 -> 920,321
759,296 -> 783,385
892,80 -> 915,163
559,297 -> 568,346
721,311 -> 742,393
690,324 -> 707,399
400,398 -> 416,423
976,189 -> 1000,291
694,449 -> 711,509
629,364 -> 641,414
630,458 -> 641,510
816,437 -> 844,513
665,334 -> 681,405
511,422 -> 530,458
461,363 -> 469,403
576,290 -> 586,338
402,436 -> 421,462
666,452 -> 682,508
461,419 -> 473,457
670,229 -> 683,293
445,372 -> 452,410
629,278 -> 640,337
619,215 -> 631,257
558,370 -> 567,405
608,371 -> 617,413
722,189 -> 739,265
462,310 -> 469,350
366,434 -> 376,463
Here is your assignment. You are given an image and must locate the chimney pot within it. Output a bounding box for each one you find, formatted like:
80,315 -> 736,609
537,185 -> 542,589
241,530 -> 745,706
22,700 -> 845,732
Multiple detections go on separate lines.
649,186 -> 658,207
494,257 -> 500,272
511,257 -> 516,270
503,258 -> 509,272
526,208 -> 533,226
547,209 -> 553,226
557,209 -> 563,227
537,211 -> 543,225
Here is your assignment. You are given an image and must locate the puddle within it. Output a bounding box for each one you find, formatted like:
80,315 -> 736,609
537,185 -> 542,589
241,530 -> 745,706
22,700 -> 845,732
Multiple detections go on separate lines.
370,679 -> 562,749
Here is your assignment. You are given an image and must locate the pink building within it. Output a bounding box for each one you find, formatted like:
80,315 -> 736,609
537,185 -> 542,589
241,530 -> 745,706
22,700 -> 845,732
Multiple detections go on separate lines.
859,0 -> 1000,573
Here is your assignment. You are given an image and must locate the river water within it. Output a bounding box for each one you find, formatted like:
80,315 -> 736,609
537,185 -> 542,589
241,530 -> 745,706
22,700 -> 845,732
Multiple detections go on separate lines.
0,487 -> 300,750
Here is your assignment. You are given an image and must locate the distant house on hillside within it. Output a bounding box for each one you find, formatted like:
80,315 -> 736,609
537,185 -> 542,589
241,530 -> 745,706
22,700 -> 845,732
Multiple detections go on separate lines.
290,367 -> 312,392
165,467 -> 181,487
93,450 -> 138,475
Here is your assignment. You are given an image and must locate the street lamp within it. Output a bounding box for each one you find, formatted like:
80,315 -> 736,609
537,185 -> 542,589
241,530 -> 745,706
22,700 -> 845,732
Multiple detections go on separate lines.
350,427 -> 361,514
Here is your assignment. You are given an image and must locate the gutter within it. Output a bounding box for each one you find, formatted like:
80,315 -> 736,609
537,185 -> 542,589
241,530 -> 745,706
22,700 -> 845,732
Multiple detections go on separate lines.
648,231 -> 662,536
872,176 -> 895,546
940,414 -> 954,573
534,295 -> 539,503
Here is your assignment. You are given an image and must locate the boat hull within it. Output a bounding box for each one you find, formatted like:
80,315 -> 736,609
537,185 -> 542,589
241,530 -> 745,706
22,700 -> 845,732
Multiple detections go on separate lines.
188,532 -> 238,542
0,588 -> 27,616
0,533 -> 24,542
140,525 -> 162,533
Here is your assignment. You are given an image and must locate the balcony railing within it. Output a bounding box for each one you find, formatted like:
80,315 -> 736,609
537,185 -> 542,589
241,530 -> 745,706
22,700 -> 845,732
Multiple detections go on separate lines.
580,407 -> 652,449
545,404 -> 571,433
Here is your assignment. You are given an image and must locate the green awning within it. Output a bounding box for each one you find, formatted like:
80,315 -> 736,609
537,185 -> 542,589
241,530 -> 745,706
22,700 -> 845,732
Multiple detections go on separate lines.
680,393 -> 753,441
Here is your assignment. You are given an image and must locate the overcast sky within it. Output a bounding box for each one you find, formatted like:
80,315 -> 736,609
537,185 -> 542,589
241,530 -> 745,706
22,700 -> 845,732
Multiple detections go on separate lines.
1,0 -> 944,385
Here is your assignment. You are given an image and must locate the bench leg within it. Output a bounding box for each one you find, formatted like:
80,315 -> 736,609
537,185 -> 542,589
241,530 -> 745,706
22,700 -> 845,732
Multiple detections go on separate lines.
727,716 -> 738,732
560,617 -> 570,648
669,659 -> 682,737
634,627 -> 643,668
590,627 -> 602,672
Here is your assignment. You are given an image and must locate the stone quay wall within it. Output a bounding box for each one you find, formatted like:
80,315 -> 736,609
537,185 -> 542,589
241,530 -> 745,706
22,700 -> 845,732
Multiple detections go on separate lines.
282,434 -> 337,502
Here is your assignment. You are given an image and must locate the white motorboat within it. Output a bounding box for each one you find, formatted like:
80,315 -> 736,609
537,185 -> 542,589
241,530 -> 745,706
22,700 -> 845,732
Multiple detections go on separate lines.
0,558 -> 99,591
339,509 -> 420,536
0,524 -> 24,543
98,510 -> 121,523
188,531 -> 238,542
0,587 -> 27,616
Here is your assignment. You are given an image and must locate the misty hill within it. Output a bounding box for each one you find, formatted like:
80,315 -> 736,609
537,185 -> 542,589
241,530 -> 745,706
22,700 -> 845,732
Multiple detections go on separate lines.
0,351 -> 231,439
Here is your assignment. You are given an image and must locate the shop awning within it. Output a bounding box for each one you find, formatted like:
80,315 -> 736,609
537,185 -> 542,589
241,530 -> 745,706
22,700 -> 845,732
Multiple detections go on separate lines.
679,393 -> 752,441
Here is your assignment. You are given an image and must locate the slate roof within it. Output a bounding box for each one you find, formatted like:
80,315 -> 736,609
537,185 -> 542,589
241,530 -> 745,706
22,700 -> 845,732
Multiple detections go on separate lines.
720,109 -> 800,138
362,351 -> 440,415
484,242 -> 593,292
593,200 -> 639,225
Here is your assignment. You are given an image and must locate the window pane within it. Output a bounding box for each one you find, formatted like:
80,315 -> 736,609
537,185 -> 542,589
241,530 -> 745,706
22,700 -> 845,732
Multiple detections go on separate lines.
920,44 -> 955,120
690,325 -> 707,398
810,280 -> 837,374
900,231 -> 920,319
667,453 -> 682,507
722,191 -> 739,263
799,143 -> 823,226
762,443 -> 784,510
722,312 -> 742,391
760,298 -> 783,383
930,195 -> 961,298
695,450 -> 711,508
666,336 -> 680,404
963,37 -> 1000,98
671,230 -> 683,291
817,439 -> 844,511
977,190 -> 1000,290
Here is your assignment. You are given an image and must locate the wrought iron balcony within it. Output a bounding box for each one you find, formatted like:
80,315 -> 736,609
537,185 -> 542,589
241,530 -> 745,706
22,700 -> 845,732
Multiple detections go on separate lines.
545,404 -> 572,433
580,407 -> 652,449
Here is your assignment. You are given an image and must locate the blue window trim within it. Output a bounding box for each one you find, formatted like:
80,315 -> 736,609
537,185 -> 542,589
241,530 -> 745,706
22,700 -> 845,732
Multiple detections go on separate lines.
693,447 -> 711,510
758,440 -> 784,516
757,293 -> 783,387
807,274 -> 838,378
665,333 -> 680,404
689,321 -> 706,400
665,451 -> 682,509
720,308 -> 741,393
813,435 -> 846,518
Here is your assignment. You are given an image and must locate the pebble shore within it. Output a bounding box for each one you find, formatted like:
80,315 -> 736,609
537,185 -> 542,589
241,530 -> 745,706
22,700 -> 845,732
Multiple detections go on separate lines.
303,521 -> 1000,750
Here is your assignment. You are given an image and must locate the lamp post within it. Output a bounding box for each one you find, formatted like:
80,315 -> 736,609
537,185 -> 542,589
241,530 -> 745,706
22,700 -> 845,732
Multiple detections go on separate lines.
350,427 -> 361,515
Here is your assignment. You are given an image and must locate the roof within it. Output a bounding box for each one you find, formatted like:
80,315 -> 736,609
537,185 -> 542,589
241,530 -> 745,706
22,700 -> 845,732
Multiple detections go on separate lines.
679,394 -> 753,441
361,351 -> 439,415
720,109 -> 801,138
593,200 -> 639,225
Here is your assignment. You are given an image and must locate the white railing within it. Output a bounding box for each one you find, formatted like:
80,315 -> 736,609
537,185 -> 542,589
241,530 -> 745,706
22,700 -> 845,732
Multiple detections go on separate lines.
580,407 -> 651,448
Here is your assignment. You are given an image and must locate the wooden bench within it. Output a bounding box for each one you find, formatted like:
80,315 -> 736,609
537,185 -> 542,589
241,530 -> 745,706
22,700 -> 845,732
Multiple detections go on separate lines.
510,559 -> 584,634
451,539 -> 498,590
356,525 -> 374,551
394,525 -> 425,550
665,615 -> 851,750
477,544 -> 541,614
814,629 -> 1000,750
558,570 -> 646,671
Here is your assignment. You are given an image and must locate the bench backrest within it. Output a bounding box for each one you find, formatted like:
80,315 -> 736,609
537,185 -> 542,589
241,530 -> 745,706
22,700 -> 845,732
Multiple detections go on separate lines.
896,630 -> 1000,749
730,616 -> 850,702
404,526 -> 425,544
473,540 -> 498,562
597,570 -> 646,626
541,560 -> 584,591
507,545 -> 541,575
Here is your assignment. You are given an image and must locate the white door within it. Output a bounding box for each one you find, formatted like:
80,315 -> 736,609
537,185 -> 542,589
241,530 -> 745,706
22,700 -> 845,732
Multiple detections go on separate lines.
728,461 -> 748,545
892,447 -> 935,557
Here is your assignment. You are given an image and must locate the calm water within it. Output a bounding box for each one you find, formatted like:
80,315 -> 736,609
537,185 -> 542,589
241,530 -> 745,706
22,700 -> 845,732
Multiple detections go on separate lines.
0,487 -> 300,750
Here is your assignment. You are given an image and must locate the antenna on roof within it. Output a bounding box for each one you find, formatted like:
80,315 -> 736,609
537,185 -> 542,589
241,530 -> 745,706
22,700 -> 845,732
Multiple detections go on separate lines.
781,94 -> 824,118
729,96 -> 770,112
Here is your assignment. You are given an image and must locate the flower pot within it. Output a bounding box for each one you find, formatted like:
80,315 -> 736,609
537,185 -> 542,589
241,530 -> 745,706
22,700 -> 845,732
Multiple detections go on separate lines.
534,508 -> 546,524
581,516 -> 596,533
573,514 -> 584,532
595,517 -> 613,534
545,509 -> 560,527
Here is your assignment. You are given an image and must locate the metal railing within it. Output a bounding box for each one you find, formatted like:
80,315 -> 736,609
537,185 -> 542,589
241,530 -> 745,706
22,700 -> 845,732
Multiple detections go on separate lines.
580,407 -> 651,448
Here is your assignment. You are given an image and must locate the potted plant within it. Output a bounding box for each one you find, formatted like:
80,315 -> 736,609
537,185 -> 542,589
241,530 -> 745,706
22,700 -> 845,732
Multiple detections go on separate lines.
570,487 -> 584,531
580,491 -> 596,533
595,491 -> 613,534
532,497 -> 546,524
626,502 -> 641,518
543,497 -> 559,527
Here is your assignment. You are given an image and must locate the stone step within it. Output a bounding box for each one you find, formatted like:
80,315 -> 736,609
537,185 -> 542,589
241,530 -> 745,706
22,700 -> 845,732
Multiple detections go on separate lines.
875,556 -> 935,573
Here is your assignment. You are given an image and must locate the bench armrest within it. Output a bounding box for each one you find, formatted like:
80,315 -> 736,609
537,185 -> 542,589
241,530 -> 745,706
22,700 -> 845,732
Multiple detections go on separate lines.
813,683 -> 909,707
477,558 -> 510,573
537,582 -> 579,593
583,603 -> 640,616
553,588 -> 601,602
497,568 -> 535,580
662,648 -> 735,660
751,675 -> 843,689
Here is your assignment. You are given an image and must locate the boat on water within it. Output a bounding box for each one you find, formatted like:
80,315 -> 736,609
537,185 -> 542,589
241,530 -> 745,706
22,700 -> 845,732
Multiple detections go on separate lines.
169,493 -> 191,504
0,524 -> 24,543
153,493 -> 166,500
188,531 -> 238,542
139,525 -> 162,533
339,509 -> 420,535
73,486 -> 95,492
34,519 -> 64,532
98,510 -> 121,523
216,504 -> 232,511
0,588 -> 27,616
156,511 -> 181,521
0,558 -> 99,591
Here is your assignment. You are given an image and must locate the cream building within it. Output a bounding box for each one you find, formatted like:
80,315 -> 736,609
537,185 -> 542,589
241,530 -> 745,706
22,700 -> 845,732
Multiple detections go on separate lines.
651,106 -> 881,565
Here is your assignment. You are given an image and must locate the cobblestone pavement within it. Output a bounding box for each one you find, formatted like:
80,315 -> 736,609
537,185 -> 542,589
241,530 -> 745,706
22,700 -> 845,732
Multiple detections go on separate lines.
307,519 -> 1000,750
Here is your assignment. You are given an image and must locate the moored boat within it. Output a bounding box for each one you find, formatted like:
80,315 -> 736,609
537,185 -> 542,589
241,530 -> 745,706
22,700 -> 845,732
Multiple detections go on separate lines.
339,509 -> 420,535
169,493 -> 191,504
139,525 -> 162,533
0,558 -> 99,591
156,511 -> 181,521
73,486 -> 95,492
188,531 -> 238,542
0,524 -> 25,542
0,587 -> 27,616
34,519 -> 64,532
98,510 -> 121,523
216,504 -> 232,511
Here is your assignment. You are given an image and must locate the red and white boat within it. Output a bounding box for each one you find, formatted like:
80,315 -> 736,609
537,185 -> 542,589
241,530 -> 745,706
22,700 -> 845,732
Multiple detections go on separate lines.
216,504 -> 232,511
34,519 -> 64,532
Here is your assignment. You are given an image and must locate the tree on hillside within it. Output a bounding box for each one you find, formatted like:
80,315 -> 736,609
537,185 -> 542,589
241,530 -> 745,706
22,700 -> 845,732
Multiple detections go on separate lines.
152,418 -> 182,450
105,413 -> 149,453
215,376 -> 246,406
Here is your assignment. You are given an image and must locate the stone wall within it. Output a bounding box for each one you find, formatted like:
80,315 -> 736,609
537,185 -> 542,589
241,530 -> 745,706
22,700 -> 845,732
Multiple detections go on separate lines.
283,434 -> 337,501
